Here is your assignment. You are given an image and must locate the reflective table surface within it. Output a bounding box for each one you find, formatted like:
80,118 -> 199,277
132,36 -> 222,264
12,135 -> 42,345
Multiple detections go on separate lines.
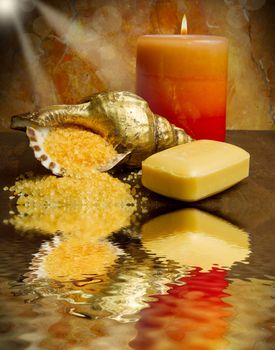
0,130 -> 274,350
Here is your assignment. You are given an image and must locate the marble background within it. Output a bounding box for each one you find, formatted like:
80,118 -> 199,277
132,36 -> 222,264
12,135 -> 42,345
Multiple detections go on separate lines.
0,0 -> 274,131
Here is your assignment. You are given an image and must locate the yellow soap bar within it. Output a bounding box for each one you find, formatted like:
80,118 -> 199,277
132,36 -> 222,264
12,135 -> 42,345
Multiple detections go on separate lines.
142,140 -> 250,201
142,208 -> 250,271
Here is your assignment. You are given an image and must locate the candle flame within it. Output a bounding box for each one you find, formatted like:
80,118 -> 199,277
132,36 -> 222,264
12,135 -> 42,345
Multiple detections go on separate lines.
181,14 -> 187,35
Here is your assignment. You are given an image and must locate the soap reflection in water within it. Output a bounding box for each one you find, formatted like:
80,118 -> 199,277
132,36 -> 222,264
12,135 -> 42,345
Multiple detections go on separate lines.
141,208 -> 251,271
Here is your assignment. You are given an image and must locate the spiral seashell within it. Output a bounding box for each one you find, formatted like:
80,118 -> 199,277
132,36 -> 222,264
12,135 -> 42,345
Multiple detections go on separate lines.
11,91 -> 192,170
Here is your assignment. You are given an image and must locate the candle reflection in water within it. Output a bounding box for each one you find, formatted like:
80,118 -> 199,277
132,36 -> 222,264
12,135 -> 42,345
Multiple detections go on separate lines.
130,267 -> 231,350
130,208 -> 251,350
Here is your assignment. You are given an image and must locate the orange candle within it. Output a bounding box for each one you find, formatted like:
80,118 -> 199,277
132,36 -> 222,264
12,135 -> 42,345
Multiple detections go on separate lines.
136,22 -> 228,141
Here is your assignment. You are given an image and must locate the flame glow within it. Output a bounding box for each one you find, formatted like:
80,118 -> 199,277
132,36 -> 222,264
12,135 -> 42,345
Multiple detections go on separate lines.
181,14 -> 187,35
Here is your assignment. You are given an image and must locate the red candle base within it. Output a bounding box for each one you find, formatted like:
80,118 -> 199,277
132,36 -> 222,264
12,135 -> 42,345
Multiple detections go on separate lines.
137,76 -> 227,141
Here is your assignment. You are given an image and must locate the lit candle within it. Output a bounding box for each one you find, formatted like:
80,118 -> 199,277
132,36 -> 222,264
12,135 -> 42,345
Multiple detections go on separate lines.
136,16 -> 228,141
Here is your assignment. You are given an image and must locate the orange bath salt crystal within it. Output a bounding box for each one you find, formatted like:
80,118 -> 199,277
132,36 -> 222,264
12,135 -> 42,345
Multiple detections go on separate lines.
8,174 -> 135,208
43,126 -> 118,176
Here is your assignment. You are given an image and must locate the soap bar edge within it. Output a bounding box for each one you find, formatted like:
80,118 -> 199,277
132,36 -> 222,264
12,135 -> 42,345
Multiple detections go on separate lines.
141,156 -> 250,202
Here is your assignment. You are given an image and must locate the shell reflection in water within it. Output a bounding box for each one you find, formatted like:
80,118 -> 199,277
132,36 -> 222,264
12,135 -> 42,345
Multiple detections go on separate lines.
28,236 -> 122,299
9,201 -> 181,321
26,233 -> 183,321
130,209 -> 252,350
17,203 -> 129,304
93,253 -> 185,322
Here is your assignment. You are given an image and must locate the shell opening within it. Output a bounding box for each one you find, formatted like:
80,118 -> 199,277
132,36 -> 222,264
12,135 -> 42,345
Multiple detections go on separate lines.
26,125 -> 129,176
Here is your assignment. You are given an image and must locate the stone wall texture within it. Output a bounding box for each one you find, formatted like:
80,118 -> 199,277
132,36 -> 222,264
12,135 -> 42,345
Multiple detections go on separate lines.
0,0 -> 274,131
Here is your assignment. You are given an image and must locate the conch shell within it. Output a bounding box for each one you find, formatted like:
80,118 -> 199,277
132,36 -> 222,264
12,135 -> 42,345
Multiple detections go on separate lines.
11,91 -> 192,170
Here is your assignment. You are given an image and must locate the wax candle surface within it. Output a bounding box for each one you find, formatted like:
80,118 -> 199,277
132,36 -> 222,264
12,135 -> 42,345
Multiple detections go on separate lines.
142,140 -> 250,201
136,35 -> 228,141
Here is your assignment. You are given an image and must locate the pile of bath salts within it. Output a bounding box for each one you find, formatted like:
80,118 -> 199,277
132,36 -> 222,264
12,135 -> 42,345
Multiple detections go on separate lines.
43,126 -> 118,176
5,171 -> 137,236
4,125 -> 140,239
8,173 -> 135,208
